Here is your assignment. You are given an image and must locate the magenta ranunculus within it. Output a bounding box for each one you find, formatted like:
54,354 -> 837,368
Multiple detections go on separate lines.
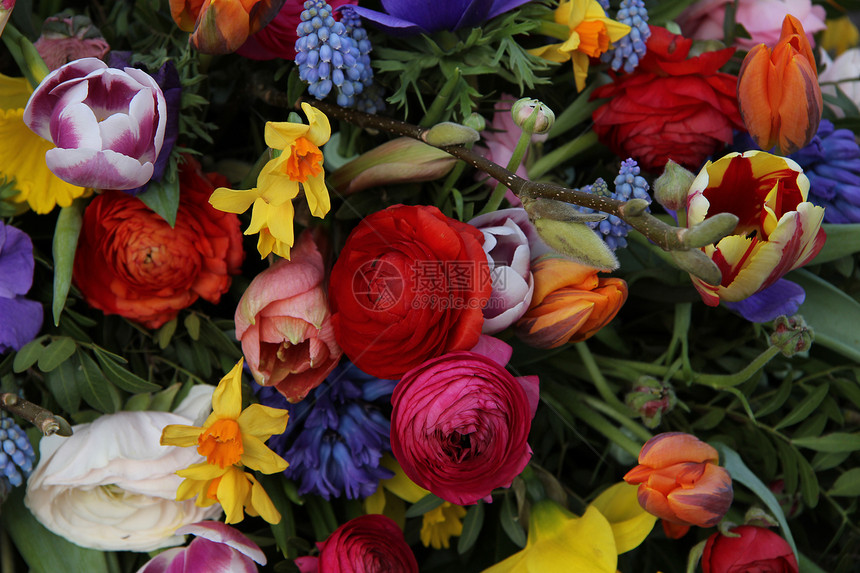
136,521 -> 267,573
23,57 -> 167,190
390,338 -> 539,505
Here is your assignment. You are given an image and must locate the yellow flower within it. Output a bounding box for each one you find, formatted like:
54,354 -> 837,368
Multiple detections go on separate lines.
209,102 -> 332,259
0,74 -> 88,214
421,502 -> 467,550
161,358 -> 290,524
820,16 -> 859,56
529,1 -> 630,92
482,483 -> 656,573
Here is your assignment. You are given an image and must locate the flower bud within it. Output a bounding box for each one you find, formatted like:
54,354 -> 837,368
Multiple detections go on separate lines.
511,98 -> 555,135
681,212 -> 739,249
702,526 -> 798,573
769,315 -> 813,357
624,376 -> 677,429
653,160 -> 695,211
462,112 -> 486,132
420,121 -> 480,146
33,13 -> 110,71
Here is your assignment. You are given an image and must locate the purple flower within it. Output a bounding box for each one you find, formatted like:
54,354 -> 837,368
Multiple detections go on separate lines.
0,222 -> 42,353
349,0 -> 531,35
135,521 -> 266,573
23,57 -> 167,190
468,208 -> 534,334
723,278 -> 805,324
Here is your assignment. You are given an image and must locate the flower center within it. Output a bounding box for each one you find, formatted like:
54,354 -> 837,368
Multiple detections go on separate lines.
284,136 -> 323,183
197,418 -> 244,468
574,20 -> 610,58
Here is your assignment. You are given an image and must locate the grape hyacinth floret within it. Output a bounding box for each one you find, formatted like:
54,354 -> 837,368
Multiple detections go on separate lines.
577,159 -> 651,251
0,413 -> 35,497
295,0 -> 375,108
601,0 -> 650,73
255,362 -> 397,500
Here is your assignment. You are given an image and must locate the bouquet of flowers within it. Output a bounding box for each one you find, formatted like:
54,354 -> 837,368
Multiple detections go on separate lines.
1,0 -> 859,571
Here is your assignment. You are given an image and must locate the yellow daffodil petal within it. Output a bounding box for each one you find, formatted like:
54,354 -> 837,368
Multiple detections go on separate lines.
237,404 -> 289,441
160,424 -> 203,447
176,477 -> 206,502
209,186 -> 259,215
420,502 -> 466,549
245,198 -> 272,235
301,102 -> 332,146
264,201 -> 296,250
265,121 -> 310,150
380,454 -> 428,503
590,482 -> 657,554
570,51 -> 591,92
257,229 -> 278,259
210,358 -> 244,420
177,462 -> 229,481
365,486 -> 387,515
0,74 -> 31,108
240,433 -> 289,474
248,473 -> 282,524
528,44 -> 569,63
219,466 -> 251,524
303,173 -> 331,218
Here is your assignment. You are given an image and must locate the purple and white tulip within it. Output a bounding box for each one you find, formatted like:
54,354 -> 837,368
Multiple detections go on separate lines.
469,208 -> 535,334
136,521 -> 266,573
23,57 -> 167,190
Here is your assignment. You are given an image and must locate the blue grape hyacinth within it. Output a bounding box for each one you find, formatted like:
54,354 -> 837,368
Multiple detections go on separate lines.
255,362 -> 397,500
0,413 -> 35,498
601,0 -> 651,73
577,159 -> 651,251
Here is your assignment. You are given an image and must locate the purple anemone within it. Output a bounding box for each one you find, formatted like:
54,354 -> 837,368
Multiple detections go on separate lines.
349,0 -> 531,35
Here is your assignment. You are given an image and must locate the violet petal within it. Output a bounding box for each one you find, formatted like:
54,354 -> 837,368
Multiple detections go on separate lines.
723,279 -> 806,323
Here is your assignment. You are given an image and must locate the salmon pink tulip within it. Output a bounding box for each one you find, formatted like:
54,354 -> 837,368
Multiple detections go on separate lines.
170,0 -> 285,54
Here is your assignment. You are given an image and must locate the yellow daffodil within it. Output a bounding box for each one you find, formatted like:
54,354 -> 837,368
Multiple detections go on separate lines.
482,482 -> 656,573
161,358 -> 290,524
820,16 -> 859,56
209,102 -> 332,259
421,502 -> 467,549
530,0 -> 630,92
0,74 -> 88,214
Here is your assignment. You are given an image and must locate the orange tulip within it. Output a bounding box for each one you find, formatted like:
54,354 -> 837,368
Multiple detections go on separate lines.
169,0 -> 284,54
514,255 -> 627,349
623,432 -> 733,528
737,14 -> 822,155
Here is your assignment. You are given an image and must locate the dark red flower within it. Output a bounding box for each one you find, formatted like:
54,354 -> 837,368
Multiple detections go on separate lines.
328,204 -> 491,379
592,26 -> 744,172
702,525 -> 798,573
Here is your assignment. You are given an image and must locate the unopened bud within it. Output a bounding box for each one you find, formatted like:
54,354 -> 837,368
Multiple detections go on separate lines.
421,122 -> 480,146
511,98 -> 555,134
682,213 -> 739,248
654,160 -> 695,211
769,315 -> 813,357
625,376 -> 677,429
462,112 -> 486,133
671,249 -> 723,286
742,507 -> 780,528
532,218 -> 619,271
620,197 -> 650,217
522,197 -> 605,223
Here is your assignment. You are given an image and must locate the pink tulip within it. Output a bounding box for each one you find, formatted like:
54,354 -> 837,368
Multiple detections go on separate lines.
136,521 -> 266,573
235,230 -> 341,403
23,58 -> 166,190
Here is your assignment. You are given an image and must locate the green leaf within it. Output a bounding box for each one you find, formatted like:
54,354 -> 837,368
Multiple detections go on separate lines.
533,219 -> 618,271
0,488 -> 109,573
44,359 -> 81,413
52,199 -> 84,326
500,492 -> 526,548
93,347 -> 161,393
404,493 -> 445,518
74,351 -> 120,413
774,439 -> 799,495
756,378 -> 793,417
157,318 -> 178,349
796,451 -> 820,507
829,468 -> 860,496
137,176 -> 180,227
37,337 -> 76,373
150,382 -> 182,411
184,313 -> 201,340
13,335 -> 47,372
792,433 -> 860,453
774,384 -> 829,430
124,392 -> 152,411
790,270 -> 860,361
712,442 -> 797,559
457,500 -> 485,555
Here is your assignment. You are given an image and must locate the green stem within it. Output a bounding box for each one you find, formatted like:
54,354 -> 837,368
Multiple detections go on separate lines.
480,128 -> 532,215
2,24 -> 49,88
0,527 -> 13,573
694,346 -> 782,388
574,342 -> 631,414
547,83 -> 603,141
581,394 -> 653,442
419,67 -> 461,128
529,131 -> 598,180
536,20 -> 572,41
593,355 -> 676,379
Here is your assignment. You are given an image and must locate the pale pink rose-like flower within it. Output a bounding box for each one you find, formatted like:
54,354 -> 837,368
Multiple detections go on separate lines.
235,230 -> 342,403
677,0 -> 826,50
819,48 -> 860,119
23,57 -> 167,190
136,521 -> 267,573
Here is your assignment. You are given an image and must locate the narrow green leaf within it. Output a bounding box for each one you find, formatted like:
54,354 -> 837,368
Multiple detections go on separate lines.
37,337 -> 76,373
796,452 -> 820,507
790,270 -> 860,361
184,313 -> 201,340
150,382 -> 182,411
457,500 -> 485,555
792,433 -> 860,453
124,393 -> 152,411
93,347 -> 161,393
74,351 -> 119,413
52,199 -> 84,326
829,468 -> 860,497
157,318 -> 178,349
44,359 -> 81,414
774,384 -> 829,430
199,318 -> 242,360
756,378 -> 793,417
691,408 -> 725,431
500,492 -> 526,548
137,176 -> 180,227
774,439 -> 799,495
811,450 -> 850,471
404,493 -> 445,518
712,442 -> 797,559
12,336 -> 47,372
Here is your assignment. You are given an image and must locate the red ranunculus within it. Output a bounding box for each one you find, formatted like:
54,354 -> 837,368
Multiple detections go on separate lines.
390,342 -> 539,505
73,157 -> 244,328
702,525 -> 798,573
294,514 -> 418,573
328,204 -> 491,380
591,26 -> 744,172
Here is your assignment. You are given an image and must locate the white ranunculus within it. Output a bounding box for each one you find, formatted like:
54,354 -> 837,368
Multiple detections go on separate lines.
25,390 -> 221,552
819,48 -> 860,118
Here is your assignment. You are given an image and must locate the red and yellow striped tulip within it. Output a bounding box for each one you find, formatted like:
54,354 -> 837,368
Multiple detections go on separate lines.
737,14 -> 822,155
685,150 -> 826,306
624,432 -> 733,528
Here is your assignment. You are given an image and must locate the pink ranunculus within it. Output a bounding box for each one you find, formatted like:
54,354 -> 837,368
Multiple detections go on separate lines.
235,230 -> 341,403
23,58 -> 167,190
677,0 -> 826,50
468,208 -> 535,334
136,521 -> 266,573
33,14 -> 111,71
237,0 -> 357,60
390,338 -> 539,505
294,514 -> 418,573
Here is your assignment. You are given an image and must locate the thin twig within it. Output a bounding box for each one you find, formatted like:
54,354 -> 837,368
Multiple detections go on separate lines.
0,393 -> 73,437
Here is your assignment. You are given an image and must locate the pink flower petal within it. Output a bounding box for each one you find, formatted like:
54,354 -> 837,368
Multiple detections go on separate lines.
175,521 -> 266,565
45,147 -> 154,189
